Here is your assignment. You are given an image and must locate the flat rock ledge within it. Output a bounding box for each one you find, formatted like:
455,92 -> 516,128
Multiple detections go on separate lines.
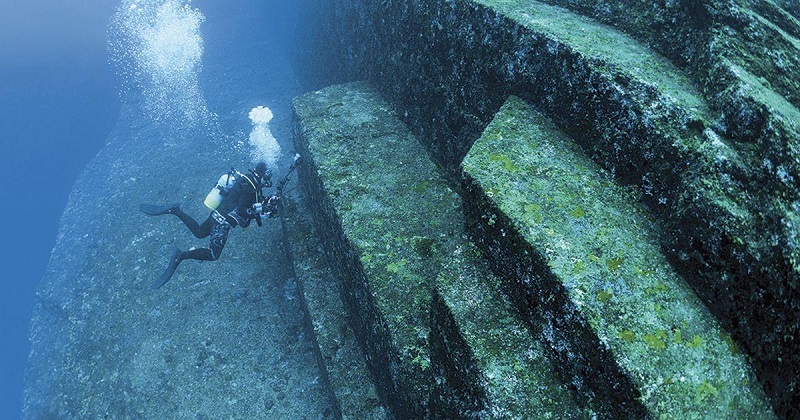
462,96 -> 774,418
293,2 -> 800,414
291,82 -> 581,418
281,193 -> 386,419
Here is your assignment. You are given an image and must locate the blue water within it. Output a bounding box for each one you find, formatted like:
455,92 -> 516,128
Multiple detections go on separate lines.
1,1 -> 300,417
0,1 -> 120,417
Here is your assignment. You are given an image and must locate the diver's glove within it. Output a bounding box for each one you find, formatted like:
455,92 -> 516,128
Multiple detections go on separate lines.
261,171 -> 273,188
243,204 -> 260,227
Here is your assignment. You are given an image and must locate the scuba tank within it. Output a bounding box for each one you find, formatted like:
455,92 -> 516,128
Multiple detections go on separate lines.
204,170 -> 238,210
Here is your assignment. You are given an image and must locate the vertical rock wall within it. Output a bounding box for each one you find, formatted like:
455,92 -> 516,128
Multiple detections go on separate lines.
291,0 -> 800,415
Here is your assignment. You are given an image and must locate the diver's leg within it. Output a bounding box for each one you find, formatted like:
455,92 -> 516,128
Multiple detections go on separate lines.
181,221 -> 230,261
139,203 -> 180,216
208,222 -> 230,259
152,221 -> 229,289
140,203 -> 211,239
172,211 -> 213,239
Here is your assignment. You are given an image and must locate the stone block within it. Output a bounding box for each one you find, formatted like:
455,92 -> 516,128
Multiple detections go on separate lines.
462,96 -> 774,418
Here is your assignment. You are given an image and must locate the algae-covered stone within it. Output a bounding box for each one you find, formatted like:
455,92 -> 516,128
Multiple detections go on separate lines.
280,194 -> 387,419
293,83 -> 586,418
433,242 -> 585,418
292,82 -> 464,417
293,0 -> 800,415
475,0 -> 710,121
462,96 -> 774,418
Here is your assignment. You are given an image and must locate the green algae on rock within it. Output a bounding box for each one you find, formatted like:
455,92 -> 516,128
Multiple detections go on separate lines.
433,242 -> 585,418
293,82 -> 584,418
292,0 -> 800,414
293,82 -> 466,417
280,193 -> 386,419
462,96 -> 774,418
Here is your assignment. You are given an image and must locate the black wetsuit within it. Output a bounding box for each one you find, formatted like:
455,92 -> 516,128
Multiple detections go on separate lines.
172,172 -> 262,261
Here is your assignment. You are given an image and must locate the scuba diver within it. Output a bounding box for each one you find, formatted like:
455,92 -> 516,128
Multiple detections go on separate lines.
141,155 -> 301,289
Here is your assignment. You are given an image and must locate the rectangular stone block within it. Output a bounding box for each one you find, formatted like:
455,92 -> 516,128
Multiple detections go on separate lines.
293,82 -> 464,417
462,96 -> 774,418
280,194 -> 386,419
292,2 -> 800,412
293,82 -> 582,417
432,242 -> 584,418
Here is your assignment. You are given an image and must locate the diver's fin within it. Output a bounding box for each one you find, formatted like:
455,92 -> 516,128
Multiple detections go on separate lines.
153,249 -> 182,290
139,203 -> 180,216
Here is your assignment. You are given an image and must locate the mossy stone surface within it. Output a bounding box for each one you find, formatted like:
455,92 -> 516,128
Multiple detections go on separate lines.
434,242 -> 585,418
475,0 -> 710,121
281,193 -> 387,419
293,82 -> 462,417
293,82 -> 585,418
292,0 -> 800,414
462,96 -> 774,418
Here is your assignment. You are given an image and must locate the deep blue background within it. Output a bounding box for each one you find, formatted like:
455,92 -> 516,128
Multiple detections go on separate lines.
0,1 -> 300,417
0,1 -> 123,417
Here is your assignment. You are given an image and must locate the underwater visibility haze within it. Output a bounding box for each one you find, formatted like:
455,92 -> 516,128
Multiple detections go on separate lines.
0,0 -> 121,417
17,0 -> 800,418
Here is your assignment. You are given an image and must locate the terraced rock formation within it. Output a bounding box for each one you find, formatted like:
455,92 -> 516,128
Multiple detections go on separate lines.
280,193 -> 386,419
288,83 -> 775,417
291,82 -> 584,418
463,95 -> 772,417
292,0 -> 800,416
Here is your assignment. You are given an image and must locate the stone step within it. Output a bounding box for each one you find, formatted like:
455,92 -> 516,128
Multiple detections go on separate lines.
433,242 -> 585,417
754,0 -> 800,41
280,194 -> 387,419
468,4 -> 800,415
294,0 -> 800,415
475,0 -> 710,121
292,82 -> 582,417
749,7 -> 800,51
461,96 -> 774,418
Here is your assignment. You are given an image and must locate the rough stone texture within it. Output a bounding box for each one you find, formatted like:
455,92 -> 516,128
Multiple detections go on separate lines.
292,82 -> 583,418
293,82 -> 461,417
23,17 -> 336,417
291,0 -> 800,415
281,191 -> 387,419
778,0 -> 800,20
433,242 -> 585,418
462,96 -> 773,418
23,106 -> 332,419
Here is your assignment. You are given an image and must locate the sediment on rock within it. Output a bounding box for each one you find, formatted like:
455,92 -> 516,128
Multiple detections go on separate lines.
292,1 -> 800,415
462,96 -> 774,418
433,242 -> 586,418
293,82 -> 454,416
280,192 -> 386,420
292,82 -> 585,418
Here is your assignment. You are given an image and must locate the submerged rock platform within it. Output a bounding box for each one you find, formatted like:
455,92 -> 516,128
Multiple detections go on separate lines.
291,82 -> 583,418
26,0 -> 799,417
294,0 -> 800,415
280,192 -> 386,419
462,95 -> 773,418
